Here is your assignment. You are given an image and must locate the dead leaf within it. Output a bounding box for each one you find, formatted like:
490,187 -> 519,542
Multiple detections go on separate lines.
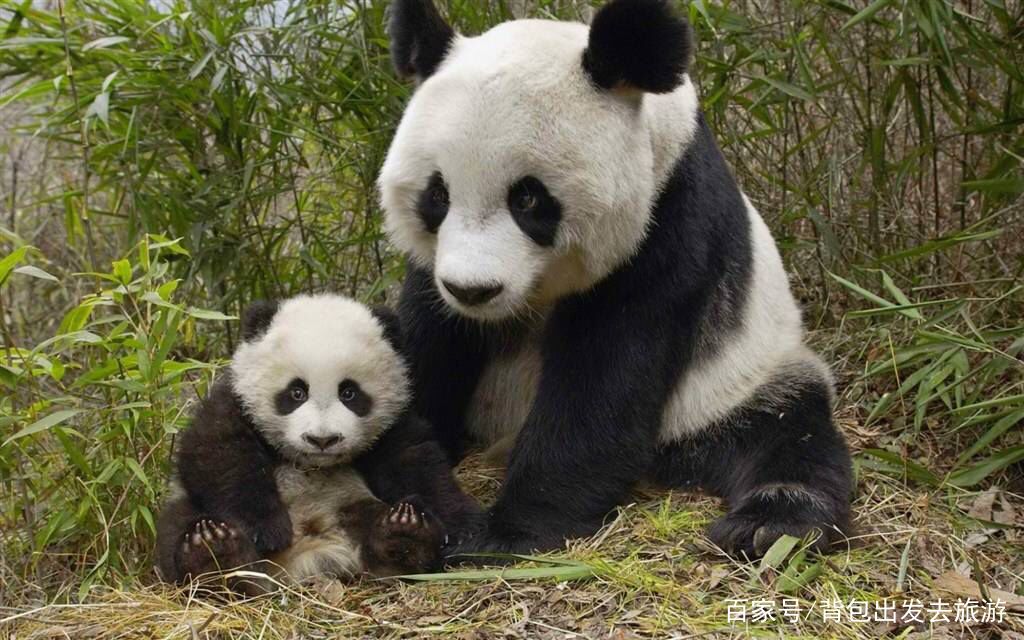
932,571 -> 1024,611
995,492 -> 1017,527
707,566 -> 728,590
966,488 -> 998,520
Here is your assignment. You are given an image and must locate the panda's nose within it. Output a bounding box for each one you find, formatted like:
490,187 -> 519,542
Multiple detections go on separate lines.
442,281 -> 504,306
303,433 -> 341,451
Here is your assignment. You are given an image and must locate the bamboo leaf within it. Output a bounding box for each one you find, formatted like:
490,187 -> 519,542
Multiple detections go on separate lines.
5,410 -> 84,445
962,178 -> 1024,194
13,265 -> 58,283
0,246 -> 30,284
955,408 -> 1024,467
755,75 -> 816,101
948,446 -> 1024,487
82,35 -> 131,52
760,535 -> 800,570
86,92 -> 110,126
841,0 -> 894,31
398,561 -> 595,582
189,50 -> 215,80
187,308 -> 236,321
860,449 -> 940,486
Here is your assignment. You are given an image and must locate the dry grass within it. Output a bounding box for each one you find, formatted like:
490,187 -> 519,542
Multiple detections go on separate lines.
3,439 -> 1022,640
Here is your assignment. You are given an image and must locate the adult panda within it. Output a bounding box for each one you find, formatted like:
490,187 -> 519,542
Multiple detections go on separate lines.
379,0 -> 853,558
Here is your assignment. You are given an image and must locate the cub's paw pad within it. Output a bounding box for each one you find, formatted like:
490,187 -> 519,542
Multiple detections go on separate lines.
380,502 -> 433,538
180,519 -> 247,575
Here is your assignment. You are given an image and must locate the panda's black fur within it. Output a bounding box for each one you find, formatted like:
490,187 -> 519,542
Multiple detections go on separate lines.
155,296 -> 480,591
383,0 -> 853,559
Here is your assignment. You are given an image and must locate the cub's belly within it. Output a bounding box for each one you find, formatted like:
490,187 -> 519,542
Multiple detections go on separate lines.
270,466 -> 374,581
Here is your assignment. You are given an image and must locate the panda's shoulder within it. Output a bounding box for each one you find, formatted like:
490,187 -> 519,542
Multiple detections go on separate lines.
180,374 -> 256,450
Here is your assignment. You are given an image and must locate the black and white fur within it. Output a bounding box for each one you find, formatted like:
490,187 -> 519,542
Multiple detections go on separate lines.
156,294 -> 480,591
380,0 -> 853,559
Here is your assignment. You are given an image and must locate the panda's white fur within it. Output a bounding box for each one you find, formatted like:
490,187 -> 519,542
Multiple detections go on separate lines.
230,294 -> 410,466
379,20 -> 700,321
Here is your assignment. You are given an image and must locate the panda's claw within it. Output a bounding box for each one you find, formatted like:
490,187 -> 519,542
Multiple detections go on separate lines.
200,520 -> 216,542
385,502 -> 426,531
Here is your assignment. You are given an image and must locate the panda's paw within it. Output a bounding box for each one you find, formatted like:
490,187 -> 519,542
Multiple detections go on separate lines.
707,487 -> 848,559
370,499 -> 444,573
379,501 -> 440,542
179,519 -> 255,577
443,523 -> 556,566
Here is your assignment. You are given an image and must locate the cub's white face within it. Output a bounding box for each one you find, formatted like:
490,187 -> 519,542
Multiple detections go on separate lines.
230,295 -> 409,467
380,20 -> 698,322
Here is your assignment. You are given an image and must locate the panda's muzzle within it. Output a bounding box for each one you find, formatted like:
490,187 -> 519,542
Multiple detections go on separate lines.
441,280 -> 503,306
302,433 -> 341,451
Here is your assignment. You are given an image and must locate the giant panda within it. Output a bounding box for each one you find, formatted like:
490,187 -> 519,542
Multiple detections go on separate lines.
155,294 -> 480,591
378,0 -> 853,559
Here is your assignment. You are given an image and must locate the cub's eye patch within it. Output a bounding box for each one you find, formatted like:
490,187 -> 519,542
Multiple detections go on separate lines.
338,379 -> 372,417
507,176 -> 561,247
417,171 -> 449,233
274,378 -> 308,415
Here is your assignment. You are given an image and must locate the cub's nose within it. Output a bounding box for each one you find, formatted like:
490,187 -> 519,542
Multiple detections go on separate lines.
302,433 -> 341,451
441,281 -> 504,306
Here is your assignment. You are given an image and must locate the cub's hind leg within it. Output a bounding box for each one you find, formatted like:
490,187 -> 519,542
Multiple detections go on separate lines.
342,497 -> 444,576
156,494 -> 267,594
654,375 -> 853,558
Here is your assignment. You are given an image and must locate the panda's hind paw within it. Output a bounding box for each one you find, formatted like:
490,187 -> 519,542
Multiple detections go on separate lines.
380,501 -> 437,541
367,499 -> 444,574
179,519 -> 254,577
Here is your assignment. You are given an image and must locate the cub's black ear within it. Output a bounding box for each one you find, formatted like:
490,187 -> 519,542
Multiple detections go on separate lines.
241,300 -> 279,342
370,305 -> 405,354
389,0 -> 455,81
583,0 -> 692,94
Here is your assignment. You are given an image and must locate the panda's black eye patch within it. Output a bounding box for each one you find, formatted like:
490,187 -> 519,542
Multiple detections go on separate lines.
507,177 -> 561,247
275,378 -> 308,415
339,379 -> 372,417
417,172 -> 449,233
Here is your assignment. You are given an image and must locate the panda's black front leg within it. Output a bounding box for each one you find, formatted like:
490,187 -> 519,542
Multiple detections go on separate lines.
355,413 -> 483,544
449,301 -> 675,558
398,266 -> 489,460
175,387 -> 293,556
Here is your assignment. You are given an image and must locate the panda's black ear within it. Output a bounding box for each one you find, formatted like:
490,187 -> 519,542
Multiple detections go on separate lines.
241,300 -> 279,342
583,0 -> 692,94
389,0 -> 455,81
370,305 -> 405,354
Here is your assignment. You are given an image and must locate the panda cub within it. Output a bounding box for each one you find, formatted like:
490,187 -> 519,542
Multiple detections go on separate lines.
156,294 -> 476,591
